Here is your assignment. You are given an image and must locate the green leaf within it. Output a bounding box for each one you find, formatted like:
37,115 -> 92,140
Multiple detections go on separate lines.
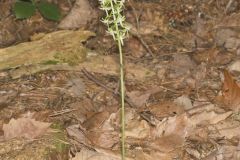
13,1 -> 36,19
37,1 -> 61,21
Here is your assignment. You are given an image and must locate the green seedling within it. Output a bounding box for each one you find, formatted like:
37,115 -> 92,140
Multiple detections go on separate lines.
13,0 -> 61,21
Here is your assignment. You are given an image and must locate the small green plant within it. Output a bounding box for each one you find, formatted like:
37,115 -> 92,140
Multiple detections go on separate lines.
13,0 -> 61,21
98,0 -> 129,159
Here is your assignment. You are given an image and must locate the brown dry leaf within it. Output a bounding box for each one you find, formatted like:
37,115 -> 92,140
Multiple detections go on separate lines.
148,101 -> 185,119
210,145 -> 240,160
208,119 -> 240,139
3,118 -> 51,140
189,111 -> 232,125
151,109 -> 232,146
82,111 -> 110,131
66,124 -> 92,146
72,148 -> 120,160
152,113 -> 189,138
127,87 -> 164,108
86,130 -> 119,148
94,147 -> 134,160
127,91 -> 151,108
129,115 -> 183,157
149,134 -> 184,153
82,111 -> 119,148
134,150 -> 174,160
58,0 -> 97,29
69,99 -> 95,123
220,70 -> 240,110
125,119 -> 150,139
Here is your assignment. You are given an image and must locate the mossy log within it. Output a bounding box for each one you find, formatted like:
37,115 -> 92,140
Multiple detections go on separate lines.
0,30 -> 94,70
0,30 -> 155,80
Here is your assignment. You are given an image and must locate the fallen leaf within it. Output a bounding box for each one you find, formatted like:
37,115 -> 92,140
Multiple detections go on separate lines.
133,149 -> 174,160
82,111 -> 110,131
58,0 -> 97,29
189,111 -> 232,125
125,119 -> 150,139
86,130 -> 119,148
148,101 -> 185,120
149,134 -> 184,153
3,118 -> 51,140
66,124 -> 91,146
72,148 -> 119,160
127,91 -> 150,108
94,147 -> 134,160
208,119 -> 240,139
220,70 -> 240,110
215,145 -> 240,160
127,87 -> 164,108
152,113 -> 189,138
82,111 -> 119,148
73,147 -> 136,160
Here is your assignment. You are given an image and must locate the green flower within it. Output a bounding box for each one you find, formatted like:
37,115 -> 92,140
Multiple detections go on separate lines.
99,0 -> 129,44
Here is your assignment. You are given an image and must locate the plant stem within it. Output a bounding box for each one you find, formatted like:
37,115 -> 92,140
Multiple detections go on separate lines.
109,1 -> 126,159
118,37 -> 125,160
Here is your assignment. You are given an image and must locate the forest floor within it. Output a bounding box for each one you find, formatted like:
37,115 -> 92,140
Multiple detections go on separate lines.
0,0 -> 240,159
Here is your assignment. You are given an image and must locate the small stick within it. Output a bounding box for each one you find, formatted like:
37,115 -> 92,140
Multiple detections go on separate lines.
225,0 -> 236,14
130,31 -> 155,57
128,0 -> 154,57
81,68 -> 135,108
49,109 -> 78,117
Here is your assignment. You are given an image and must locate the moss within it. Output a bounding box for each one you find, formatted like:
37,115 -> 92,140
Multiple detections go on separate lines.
51,123 -> 64,130
54,46 -> 87,66
44,123 -> 69,160
41,60 -> 59,65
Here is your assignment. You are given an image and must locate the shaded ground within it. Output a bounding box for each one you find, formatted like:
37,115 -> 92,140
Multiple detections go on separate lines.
0,0 -> 240,159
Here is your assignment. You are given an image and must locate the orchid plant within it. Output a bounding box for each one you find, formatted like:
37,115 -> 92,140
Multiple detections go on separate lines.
98,0 -> 129,159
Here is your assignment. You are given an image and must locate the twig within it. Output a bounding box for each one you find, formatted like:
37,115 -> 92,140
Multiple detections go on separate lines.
128,0 -> 141,30
130,31 -> 155,57
158,86 -> 182,94
81,68 -> 135,108
225,0 -> 236,14
128,0 -> 154,57
49,109 -> 77,117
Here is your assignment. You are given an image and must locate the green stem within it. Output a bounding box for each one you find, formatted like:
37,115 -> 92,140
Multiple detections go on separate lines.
109,1 -> 125,160
118,37 -> 125,160
31,0 -> 36,5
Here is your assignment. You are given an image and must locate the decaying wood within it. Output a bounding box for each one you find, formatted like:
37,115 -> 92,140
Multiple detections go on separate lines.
0,30 -> 155,80
0,30 -> 94,70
